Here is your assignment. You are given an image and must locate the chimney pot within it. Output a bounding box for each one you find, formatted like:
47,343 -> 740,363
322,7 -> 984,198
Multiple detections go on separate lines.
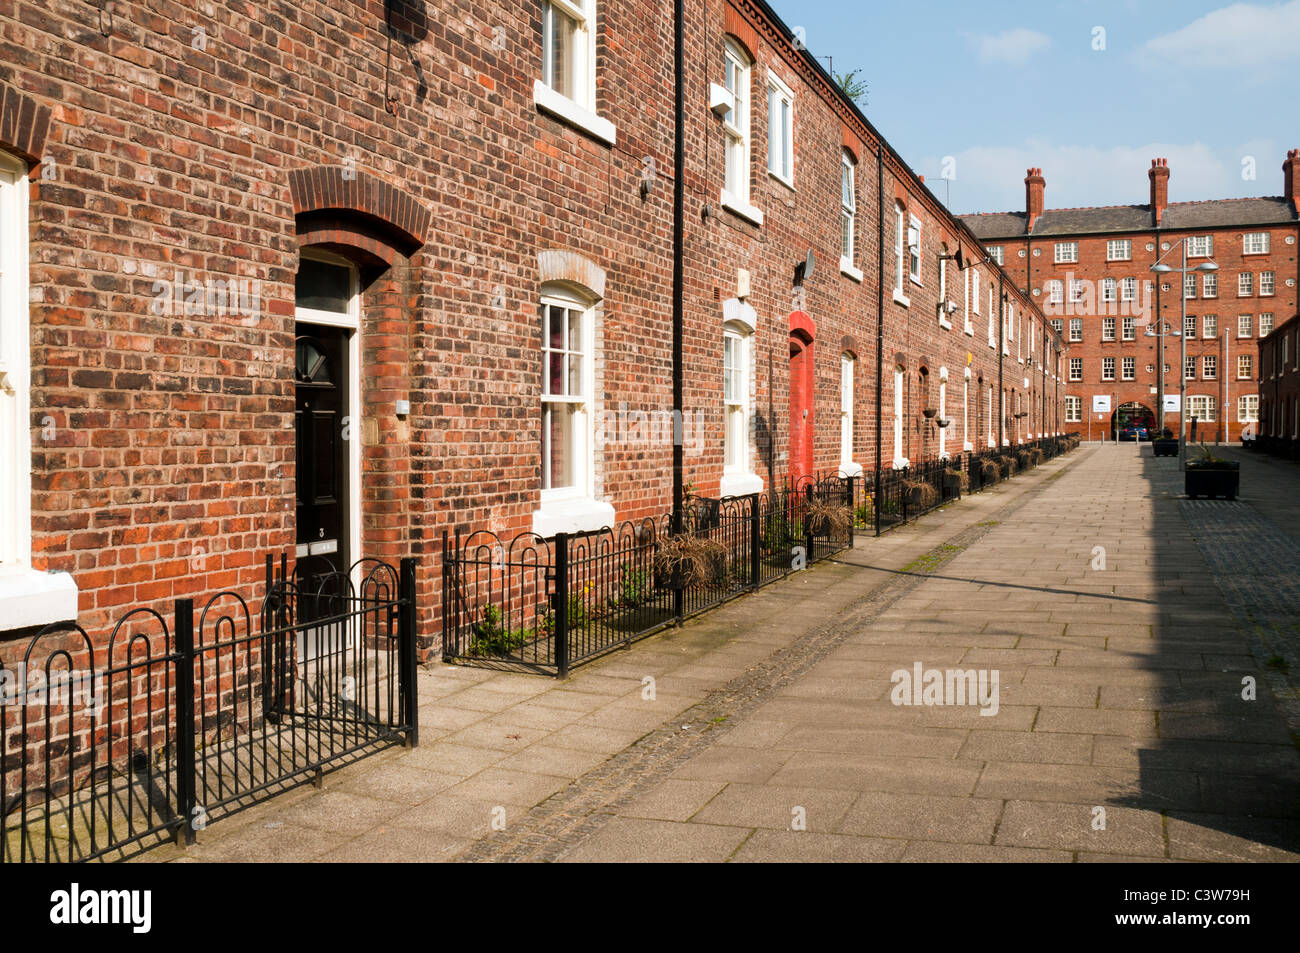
1024,166 -> 1046,231
1285,147 -> 1300,214
1149,157 -> 1170,226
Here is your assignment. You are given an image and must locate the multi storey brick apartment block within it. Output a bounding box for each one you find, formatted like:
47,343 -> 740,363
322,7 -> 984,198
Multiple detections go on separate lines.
1258,310 -> 1300,455
0,0 -> 1063,652
962,153 -> 1300,444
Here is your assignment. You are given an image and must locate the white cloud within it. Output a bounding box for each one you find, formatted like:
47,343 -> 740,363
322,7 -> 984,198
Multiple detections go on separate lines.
969,28 -> 1051,66
1141,1 -> 1300,68
928,140 -> 1280,215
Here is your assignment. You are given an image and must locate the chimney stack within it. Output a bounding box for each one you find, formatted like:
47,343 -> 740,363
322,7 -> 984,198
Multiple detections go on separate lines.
1284,149 -> 1300,215
1024,167 -> 1045,231
1149,158 -> 1170,226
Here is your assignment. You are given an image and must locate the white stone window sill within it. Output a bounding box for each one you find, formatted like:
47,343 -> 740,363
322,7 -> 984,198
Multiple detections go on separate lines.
891,457 -> 910,470
939,317 -> 952,330
719,190 -> 764,226
531,498 -> 617,538
837,461 -> 863,478
892,289 -> 910,308
840,259 -> 863,283
768,168 -> 795,191
964,324 -> 974,337
720,471 -> 764,498
533,81 -> 617,146
0,569 -> 78,631
963,442 -> 974,451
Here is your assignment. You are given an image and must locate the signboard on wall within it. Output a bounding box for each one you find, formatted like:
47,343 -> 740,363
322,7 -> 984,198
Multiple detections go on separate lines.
1163,395 -> 1180,412
1092,395 -> 1111,413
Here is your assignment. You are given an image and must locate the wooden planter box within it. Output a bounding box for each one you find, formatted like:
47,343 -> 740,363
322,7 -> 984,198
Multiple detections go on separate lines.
1185,463 -> 1239,500
1152,439 -> 1179,457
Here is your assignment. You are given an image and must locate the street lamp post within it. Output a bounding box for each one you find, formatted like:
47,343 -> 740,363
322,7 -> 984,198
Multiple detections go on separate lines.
1150,242 -> 1217,470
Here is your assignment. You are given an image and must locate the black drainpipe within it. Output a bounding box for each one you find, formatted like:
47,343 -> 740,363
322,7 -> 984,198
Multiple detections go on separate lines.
874,141 -> 885,536
670,0 -> 684,538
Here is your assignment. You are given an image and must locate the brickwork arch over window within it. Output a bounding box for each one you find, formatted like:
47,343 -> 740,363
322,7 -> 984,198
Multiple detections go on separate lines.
0,82 -> 52,166
289,166 -> 432,261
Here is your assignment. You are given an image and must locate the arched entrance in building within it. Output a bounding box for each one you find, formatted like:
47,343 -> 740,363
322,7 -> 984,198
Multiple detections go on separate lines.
1111,401 -> 1156,439
788,311 -> 816,481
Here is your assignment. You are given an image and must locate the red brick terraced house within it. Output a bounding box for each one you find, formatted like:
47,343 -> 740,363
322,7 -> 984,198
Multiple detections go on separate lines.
0,0 -> 1064,655
962,153 -> 1300,445
1258,311 -> 1300,456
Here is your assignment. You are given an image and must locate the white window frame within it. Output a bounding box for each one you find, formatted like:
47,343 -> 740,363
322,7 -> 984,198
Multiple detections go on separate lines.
1260,313 -> 1274,337
1202,354 -> 1217,380
1068,318 -> 1082,343
838,352 -> 860,476
1238,273 -> 1253,297
1106,239 -> 1131,261
1184,273 -> 1196,300
1121,277 -> 1137,302
1101,356 -> 1115,381
1243,232 -> 1270,255
540,288 -> 597,505
1238,314 -> 1252,338
1122,316 -> 1136,341
937,372 -> 948,458
535,0 -> 616,145
1068,357 -> 1082,382
1187,235 -> 1213,258
1260,271 -> 1275,296
1202,273 -> 1217,298
720,39 -> 761,225
938,244 -> 951,329
1202,314 -> 1217,339
1101,277 -> 1116,303
987,246 -> 1003,265
893,204 -> 908,305
892,365 -> 908,468
1238,394 -> 1259,423
1184,314 -> 1197,339
839,152 -> 861,280
1188,395 -> 1216,423
908,214 -> 922,286
1054,241 -> 1078,264
1184,355 -> 1196,382
1237,354 -> 1253,379
1065,395 -> 1082,423
1102,317 -> 1116,341
720,314 -> 762,496
1121,356 -> 1135,381
0,152 -> 77,626
766,70 -> 794,187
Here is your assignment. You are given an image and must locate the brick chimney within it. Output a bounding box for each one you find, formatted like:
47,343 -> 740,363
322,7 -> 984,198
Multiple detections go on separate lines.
1024,168 -> 1045,231
1284,149 -> 1300,215
1149,158 -> 1170,225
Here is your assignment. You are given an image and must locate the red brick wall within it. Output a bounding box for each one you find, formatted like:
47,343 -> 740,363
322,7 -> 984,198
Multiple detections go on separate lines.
2,0 -> 1064,655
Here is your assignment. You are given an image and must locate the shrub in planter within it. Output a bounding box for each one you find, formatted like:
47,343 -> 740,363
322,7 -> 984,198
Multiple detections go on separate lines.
654,534 -> 728,589
902,479 -> 938,508
1029,449 -> 1044,466
1016,450 -> 1031,470
979,460 -> 999,484
1185,443 -> 1240,500
805,497 -> 852,537
996,455 -> 1015,477
943,467 -> 968,496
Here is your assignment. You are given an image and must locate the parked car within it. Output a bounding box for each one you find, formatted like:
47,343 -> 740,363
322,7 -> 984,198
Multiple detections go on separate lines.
1119,425 -> 1149,441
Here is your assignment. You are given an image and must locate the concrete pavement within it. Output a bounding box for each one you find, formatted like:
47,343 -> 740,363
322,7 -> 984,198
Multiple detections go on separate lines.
140,442 -> 1300,862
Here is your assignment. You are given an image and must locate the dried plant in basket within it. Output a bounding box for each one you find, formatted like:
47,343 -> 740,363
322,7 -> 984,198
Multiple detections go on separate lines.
979,459 -> 999,482
901,479 -> 938,507
945,467 -> 970,491
653,533 -> 728,590
804,496 -> 852,537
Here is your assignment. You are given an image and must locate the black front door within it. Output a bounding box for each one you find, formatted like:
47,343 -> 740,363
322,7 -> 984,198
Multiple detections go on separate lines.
295,327 -> 349,602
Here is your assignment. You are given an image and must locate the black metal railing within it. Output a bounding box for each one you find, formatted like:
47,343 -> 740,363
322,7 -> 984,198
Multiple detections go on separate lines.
442,477 -> 855,676
2,554 -> 418,863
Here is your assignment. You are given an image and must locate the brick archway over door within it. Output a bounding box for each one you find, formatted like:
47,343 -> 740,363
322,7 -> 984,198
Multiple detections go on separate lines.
788,311 -> 816,482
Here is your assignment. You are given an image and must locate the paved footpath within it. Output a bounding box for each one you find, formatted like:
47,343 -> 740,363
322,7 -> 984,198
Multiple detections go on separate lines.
142,443 -> 1300,862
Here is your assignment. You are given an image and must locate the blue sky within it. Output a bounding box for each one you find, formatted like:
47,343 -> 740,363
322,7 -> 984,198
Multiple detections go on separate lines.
768,0 -> 1297,214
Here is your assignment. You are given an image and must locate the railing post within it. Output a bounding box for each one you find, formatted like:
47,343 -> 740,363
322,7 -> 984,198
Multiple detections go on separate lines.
554,533 -> 569,678
874,467 -> 881,537
173,597 -> 197,847
803,484 -> 814,564
749,493 -> 761,590
399,556 -> 419,748
845,475 -> 855,547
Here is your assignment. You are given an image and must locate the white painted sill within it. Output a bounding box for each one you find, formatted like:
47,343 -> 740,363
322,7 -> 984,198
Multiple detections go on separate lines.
891,457 -> 910,470
719,190 -> 764,226
837,462 -> 863,478
0,569 -> 78,631
839,259 -> 863,283
531,497 -> 617,538
767,168 -> 795,191
892,289 -> 910,308
720,471 -> 764,498
533,81 -> 617,146
964,323 -> 974,337
939,317 -> 952,330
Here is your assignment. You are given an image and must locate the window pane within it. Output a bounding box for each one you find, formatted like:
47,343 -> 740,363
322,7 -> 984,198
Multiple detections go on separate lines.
544,404 -> 574,489
295,258 -> 351,313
